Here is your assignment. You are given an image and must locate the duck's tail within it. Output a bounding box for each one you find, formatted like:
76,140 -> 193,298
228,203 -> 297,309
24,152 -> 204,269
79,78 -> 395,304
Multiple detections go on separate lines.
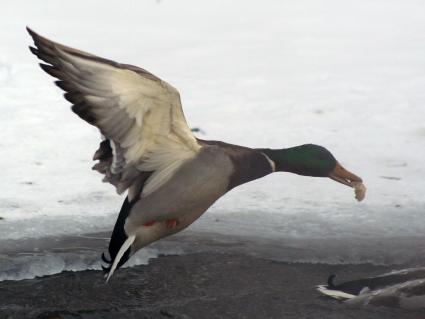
105,234 -> 136,282
101,196 -> 135,279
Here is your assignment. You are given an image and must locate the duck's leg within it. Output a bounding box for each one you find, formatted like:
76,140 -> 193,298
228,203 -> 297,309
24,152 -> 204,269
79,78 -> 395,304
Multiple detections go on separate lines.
143,219 -> 178,228
143,221 -> 156,226
166,219 -> 179,229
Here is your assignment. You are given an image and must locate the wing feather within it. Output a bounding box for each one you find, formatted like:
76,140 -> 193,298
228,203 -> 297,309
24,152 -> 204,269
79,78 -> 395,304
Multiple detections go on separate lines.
28,27 -> 200,198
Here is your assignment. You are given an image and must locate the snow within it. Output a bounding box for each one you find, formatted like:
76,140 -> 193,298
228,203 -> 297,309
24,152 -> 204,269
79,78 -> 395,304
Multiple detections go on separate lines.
1,0 -> 425,279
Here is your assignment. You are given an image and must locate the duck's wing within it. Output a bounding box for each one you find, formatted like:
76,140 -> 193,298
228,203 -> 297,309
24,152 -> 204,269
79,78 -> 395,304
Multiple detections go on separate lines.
27,28 -> 200,199
345,279 -> 425,309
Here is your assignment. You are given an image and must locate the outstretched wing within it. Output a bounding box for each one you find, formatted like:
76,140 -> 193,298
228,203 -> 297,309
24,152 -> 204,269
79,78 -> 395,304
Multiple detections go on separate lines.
27,27 -> 200,199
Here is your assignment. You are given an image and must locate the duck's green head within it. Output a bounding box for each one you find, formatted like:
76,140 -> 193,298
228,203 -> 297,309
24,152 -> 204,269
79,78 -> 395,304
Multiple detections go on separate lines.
262,144 -> 363,187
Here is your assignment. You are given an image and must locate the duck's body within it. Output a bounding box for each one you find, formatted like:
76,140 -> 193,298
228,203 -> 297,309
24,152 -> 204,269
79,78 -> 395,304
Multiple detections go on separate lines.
102,139 -> 274,275
317,268 -> 425,310
28,27 -> 365,281
127,140 -> 272,232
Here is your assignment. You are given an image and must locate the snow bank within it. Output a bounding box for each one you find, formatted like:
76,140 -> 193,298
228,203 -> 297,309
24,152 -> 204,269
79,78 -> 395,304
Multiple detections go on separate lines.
1,0 -> 425,278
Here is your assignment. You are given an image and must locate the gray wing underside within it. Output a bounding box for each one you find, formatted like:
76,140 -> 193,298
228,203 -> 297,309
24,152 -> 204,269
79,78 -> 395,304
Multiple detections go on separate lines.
27,27 -> 200,200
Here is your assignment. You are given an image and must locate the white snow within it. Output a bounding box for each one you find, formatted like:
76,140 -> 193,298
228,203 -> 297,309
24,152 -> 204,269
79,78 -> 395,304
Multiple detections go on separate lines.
1,0 -> 425,278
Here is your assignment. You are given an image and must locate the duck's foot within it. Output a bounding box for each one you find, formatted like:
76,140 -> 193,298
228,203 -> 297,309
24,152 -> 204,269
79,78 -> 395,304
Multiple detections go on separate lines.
143,220 -> 156,227
166,219 -> 178,229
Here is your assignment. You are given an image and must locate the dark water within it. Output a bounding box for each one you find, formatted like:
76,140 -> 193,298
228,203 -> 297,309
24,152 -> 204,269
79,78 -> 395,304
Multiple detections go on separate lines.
1,232 -> 425,318
0,252 -> 424,319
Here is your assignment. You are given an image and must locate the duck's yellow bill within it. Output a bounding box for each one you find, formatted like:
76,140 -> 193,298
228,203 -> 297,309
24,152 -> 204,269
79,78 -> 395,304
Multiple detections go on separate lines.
328,162 -> 366,201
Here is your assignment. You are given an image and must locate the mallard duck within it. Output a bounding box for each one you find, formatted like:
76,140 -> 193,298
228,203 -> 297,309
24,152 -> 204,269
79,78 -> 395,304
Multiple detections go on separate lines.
317,268 -> 425,310
27,28 -> 366,281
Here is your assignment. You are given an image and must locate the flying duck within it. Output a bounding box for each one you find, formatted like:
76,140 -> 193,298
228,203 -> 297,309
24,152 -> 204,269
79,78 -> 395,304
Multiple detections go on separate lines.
27,27 -> 366,281
317,268 -> 425,310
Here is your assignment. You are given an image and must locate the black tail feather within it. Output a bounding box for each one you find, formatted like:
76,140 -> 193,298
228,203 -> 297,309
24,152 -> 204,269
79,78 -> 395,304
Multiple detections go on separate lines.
101,252 -> 111,263
101,196 -> 135,274
327,274 -> 337,288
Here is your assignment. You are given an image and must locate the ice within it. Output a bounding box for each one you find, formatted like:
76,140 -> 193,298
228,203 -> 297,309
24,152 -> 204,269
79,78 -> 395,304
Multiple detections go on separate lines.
0,234 -> 167,281
1,0 -> 425,279
0,249 -> 160,281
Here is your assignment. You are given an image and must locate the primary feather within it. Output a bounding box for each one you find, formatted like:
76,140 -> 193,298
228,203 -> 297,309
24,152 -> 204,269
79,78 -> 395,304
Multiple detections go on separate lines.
27,27 -> 200,200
